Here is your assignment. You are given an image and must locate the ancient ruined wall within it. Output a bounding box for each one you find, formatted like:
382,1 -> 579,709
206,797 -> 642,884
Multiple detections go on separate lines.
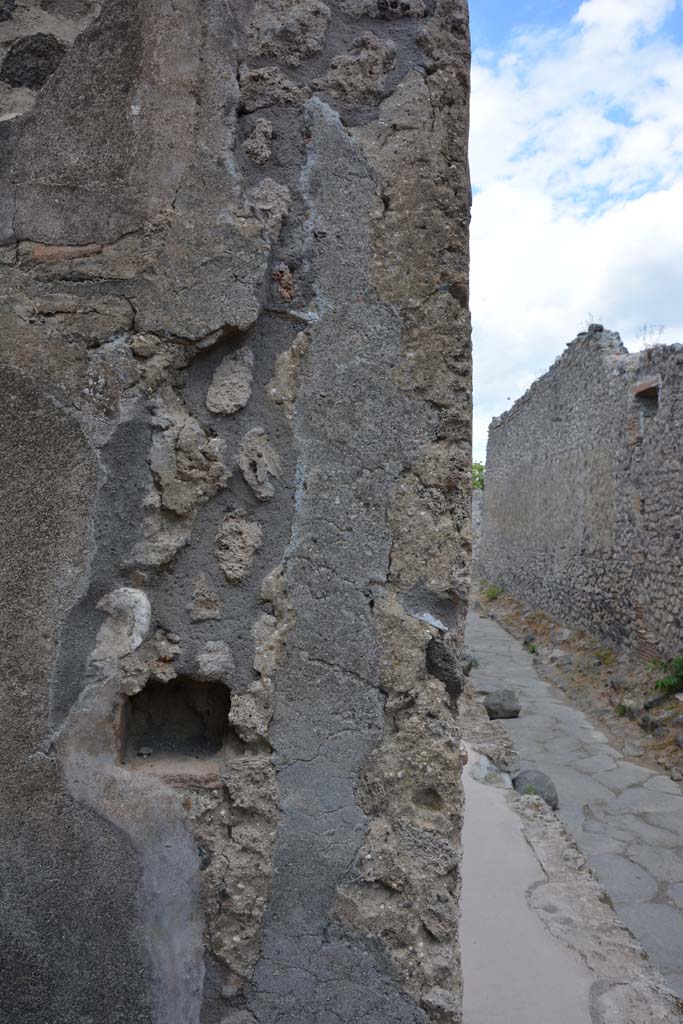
0,3 -> 471,1023
471,488 -> 482,574
480,326 -> 683,662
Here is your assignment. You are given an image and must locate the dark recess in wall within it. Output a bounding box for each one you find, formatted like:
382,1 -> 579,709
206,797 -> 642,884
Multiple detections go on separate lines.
122,678 -> 231,763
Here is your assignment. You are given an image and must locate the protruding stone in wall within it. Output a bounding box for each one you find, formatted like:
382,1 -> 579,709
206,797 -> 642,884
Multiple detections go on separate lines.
190,573 -> 223,622
92,588 -> 151,663
197,640 -> 235,682
246,0 -> 331,67
339,0 -> 427,17
272,261 -> 295,302
239,428 -> 281,501
243,117 -> 273,165
315,32 -> 396,105
253,565 -> 293,686
150,389 -> 228,516
239,65 -> 312,113
215,510 -> 264,584
130,333 -> 161,359
206,347 -> 255,415
267,330 -> 309,420
248,177 -> 291,239
426,636 -> 466,704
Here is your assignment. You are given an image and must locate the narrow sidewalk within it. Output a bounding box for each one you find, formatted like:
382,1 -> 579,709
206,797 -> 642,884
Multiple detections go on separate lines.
461,745 -> 593,1024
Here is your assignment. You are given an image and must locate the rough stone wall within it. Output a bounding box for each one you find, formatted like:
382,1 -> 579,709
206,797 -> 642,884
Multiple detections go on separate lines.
0,3 -> 471,1024
471,488 -> 482,575
480,326 -> 683,662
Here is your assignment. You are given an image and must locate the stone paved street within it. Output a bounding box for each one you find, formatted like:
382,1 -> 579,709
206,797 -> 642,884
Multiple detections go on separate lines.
466,610 -> 683,999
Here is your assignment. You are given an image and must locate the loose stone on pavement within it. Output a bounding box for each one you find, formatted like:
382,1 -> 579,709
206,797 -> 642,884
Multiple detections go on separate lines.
512,768 -> 559,809
484,687 -> 521,720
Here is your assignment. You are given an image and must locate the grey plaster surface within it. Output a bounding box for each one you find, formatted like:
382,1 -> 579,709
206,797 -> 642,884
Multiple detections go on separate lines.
467,610 -> 683,999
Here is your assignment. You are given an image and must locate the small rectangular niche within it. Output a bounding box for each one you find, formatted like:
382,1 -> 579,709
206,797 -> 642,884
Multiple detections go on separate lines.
121,677 -> 231,767
631,378 -> 660,439
632,377 -> 660,407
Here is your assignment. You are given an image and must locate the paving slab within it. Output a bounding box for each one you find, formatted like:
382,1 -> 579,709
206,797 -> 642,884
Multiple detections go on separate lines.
467,610 -> 683,999
614,902 -> 683,975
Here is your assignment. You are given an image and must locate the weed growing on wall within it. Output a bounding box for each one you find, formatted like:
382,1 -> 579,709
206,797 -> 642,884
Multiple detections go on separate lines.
636,323 -> 665,349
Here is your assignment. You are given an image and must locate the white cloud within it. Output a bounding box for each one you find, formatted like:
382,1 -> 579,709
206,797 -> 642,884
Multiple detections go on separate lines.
471,1 -> 683,460
574,0 -> 676,38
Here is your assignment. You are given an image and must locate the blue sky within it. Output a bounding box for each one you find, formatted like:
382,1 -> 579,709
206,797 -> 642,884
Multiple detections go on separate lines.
473,0 -> 683,49
472,0 -> 585,49
469,0 -> 683,459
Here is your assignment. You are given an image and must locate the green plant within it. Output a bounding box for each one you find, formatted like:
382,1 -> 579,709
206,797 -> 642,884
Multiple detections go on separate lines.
595,647 -> 616,667
528,642 -> 538,655
525,784 -> 537,796
472,461 -> 485,490
651,657 -> 683,694
484,584 -> 504,601
616,703 -> 627,717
